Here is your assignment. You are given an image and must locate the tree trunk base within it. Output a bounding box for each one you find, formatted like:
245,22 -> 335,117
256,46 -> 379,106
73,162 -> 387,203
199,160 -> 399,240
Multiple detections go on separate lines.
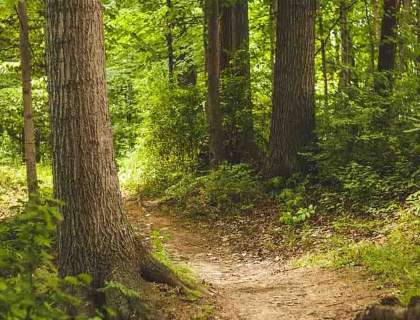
97,250 -> 197,320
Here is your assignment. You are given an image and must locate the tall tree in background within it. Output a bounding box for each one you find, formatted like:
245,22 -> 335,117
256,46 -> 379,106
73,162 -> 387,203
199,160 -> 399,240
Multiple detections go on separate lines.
372,0 -> 381,43
219,0 -> 255,163
205,0 -> 225,164
318,6 -> 329,107
267,0 -> 316,177
399,0 -> 412,71
365,0 -> 377,73
46,0 -> 183,313
339,0 -> 355,89
416,0 -> 420,88
375,0 -> 401,94
166,0 -> 175,82
17,0 -> 37,197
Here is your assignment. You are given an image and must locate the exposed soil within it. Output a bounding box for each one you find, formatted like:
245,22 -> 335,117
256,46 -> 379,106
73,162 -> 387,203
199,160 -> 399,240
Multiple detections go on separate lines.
126,199 -> 388,320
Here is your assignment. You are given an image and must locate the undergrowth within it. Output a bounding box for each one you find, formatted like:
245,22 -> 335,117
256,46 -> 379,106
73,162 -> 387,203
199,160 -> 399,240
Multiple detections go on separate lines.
0,199 -> 94,319
0,165 -> 52,218
163,164 -> 266,216
296,208 -> 420,304
151,230 -> 199,293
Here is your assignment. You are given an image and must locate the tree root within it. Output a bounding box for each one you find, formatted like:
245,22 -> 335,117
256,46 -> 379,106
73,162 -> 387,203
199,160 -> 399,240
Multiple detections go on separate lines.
140,254 -> 193,291
355,296 -> 420,320
97,250 -> 201,319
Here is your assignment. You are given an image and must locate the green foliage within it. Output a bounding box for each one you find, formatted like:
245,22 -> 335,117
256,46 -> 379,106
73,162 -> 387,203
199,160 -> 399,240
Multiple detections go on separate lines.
297,210 -> 420,304
0,165 -> 52,217
165,164 -> 265,216
98,281 -> 141,300
151,230 -> 199,295
280,205 -> 316,225
0,3 -> 50,163
0,199 -> 94,319
269,175 -> 316,224
406,190 -> 420,216
118,82 -> 206,195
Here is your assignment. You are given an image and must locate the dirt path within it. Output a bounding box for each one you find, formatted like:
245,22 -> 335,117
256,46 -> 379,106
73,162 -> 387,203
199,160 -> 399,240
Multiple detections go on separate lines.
127,200 -> 386,320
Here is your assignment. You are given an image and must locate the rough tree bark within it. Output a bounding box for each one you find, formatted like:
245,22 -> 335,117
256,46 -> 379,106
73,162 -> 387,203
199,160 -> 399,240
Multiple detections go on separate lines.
17,0 -> 38,198
267,0 -> 316,177
374,0 -> 401,94
45,0 -> 184,316
206,0 -> 225,165
220,0 -> 256,163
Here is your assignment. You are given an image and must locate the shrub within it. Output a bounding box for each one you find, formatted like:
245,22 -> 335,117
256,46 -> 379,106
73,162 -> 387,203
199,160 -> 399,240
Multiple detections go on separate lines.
165,164 -> 265,216
0,200 -> 93,320
270,175 -> 317,224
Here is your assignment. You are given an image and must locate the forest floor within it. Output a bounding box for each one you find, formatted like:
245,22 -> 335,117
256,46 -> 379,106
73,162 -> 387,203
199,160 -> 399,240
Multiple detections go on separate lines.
125,198 -> 389,320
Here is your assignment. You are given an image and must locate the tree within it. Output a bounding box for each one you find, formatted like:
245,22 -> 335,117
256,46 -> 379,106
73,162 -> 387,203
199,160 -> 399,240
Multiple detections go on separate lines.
17,0 -> 37,197
416,0 -> 420,89
45,0 -> 183,315
219,0 -> 256,163
375,0 -> 401,94
205,0 -> 225,165
339,0 -> 355,89
318,4 -> 329,107
166,0 -> 175,82
267,0 -> 316,177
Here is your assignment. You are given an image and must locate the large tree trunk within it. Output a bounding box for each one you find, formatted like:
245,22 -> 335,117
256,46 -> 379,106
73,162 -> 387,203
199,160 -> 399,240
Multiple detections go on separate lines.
45,0 -> 183,316
374,0 -> 401,94
205,0 -> 225,165
220,0 -> 256,163
267,0 -> 316,178
17,0 -> 38,198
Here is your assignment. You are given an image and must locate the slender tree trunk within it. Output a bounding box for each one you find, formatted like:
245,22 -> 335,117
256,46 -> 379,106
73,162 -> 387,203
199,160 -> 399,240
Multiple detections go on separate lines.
17,0 -> 38,198
417,0 -> 420,90
269,0 -> 276,76
206,0 -> 225,165
219,0 -> 255,163
46,0 -> 183,315
318,9 -> 329,107
399,0 -> 412,72
372,0 -> 381,42
166,0 -> 175,83
375,0 -> 401,94
365,0 -> 377,73
267,0 -> 316,177
177,51 -> 198,86
339,0 -> 354,90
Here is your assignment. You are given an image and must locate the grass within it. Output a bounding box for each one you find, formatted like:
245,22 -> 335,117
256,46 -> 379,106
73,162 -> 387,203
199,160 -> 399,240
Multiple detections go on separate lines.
295,210 -> 420,304
151,230 -> 202,296
0,164 -> 52,218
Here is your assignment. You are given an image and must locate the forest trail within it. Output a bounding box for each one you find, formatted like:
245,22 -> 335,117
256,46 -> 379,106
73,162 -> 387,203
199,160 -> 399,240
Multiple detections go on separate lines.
126,199 -> 386,320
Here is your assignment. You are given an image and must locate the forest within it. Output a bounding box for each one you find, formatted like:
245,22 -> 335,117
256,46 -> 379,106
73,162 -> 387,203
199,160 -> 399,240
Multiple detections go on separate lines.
0,0 -> 419,319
